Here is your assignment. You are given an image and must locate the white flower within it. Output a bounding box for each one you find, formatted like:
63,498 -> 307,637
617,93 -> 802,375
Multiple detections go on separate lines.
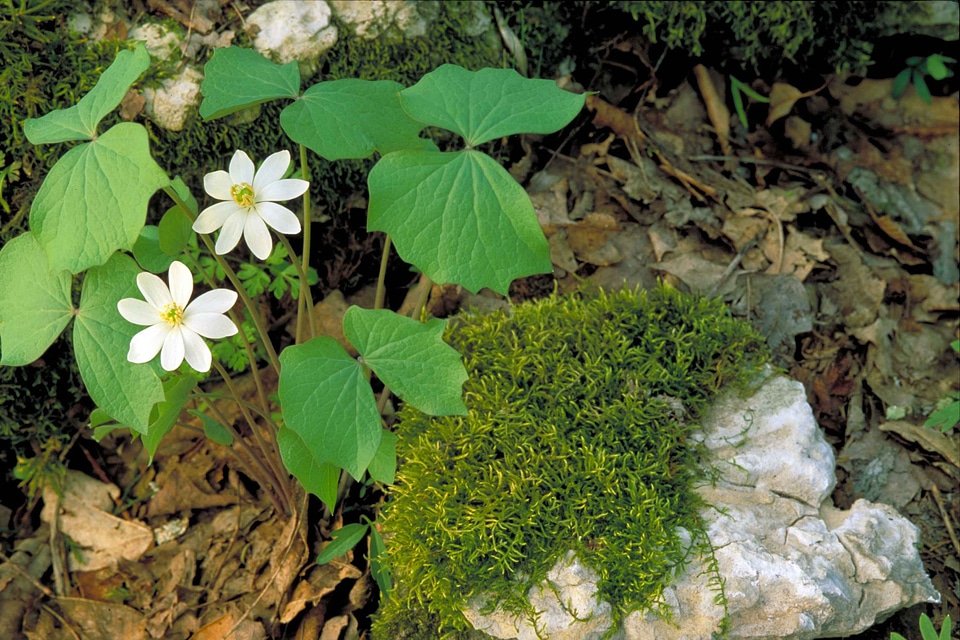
193,149 -> 309,260
117,261 -> 239,372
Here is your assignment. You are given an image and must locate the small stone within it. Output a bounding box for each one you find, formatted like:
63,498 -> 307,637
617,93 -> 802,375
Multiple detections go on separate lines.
143,66 -> 204,132
247,1 -> 338,66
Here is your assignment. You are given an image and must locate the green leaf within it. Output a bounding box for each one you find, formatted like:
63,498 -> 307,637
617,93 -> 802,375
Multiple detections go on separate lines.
913,70 -> 932,104
925,54 -> 951,81
133,225 -> 175,273
187,409 -> 234,446
74,253 -> 164,433
0,233 -> 73,365
29,123 -> 171,274
951,339 -> 960,353
399,64 -> 584,147
343,307 -> 467,415
159,177 -> 197,256
368,149 -> 551,294
199,46 -> 300,120
892,68 -> 912,98
924,401 -> 959,433
367,430 -> 397,485
939,615 -> 952,640
23,44 -> 150,144
279,336 -> 382,480
368,520 -> 392,595
280,79 -> 430,160
920,613 -> 936,640
141,374 -> 197,463
277,425 -> 340,508
316,523 -> 368,565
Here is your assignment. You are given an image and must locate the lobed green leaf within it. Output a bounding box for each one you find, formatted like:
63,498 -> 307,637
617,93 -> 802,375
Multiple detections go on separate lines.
23,44 -> 151,144
0,233 -> 73,365
280,79 -> 430,160
141,374 -> 198,462
73,253 -> 164,433
277,425 -> 341,509
399,64 -> 585,147
199,46 -> 300,120
29,123 -> 170,274
278,336 -> 382,481
368,149 -> 551,294
343,306 -> 467,416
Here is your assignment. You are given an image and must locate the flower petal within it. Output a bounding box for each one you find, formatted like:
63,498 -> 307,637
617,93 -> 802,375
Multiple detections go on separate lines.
194,201 -> 242,234
214,210 -> 247,255
184,312 -> 238,339
229,150 -> 255,185
137,272 -> 172,310
253,150 -> 291,191
256,201 -> 302,235
181,328 -> 212,372
118,298 -> 161,325
203,170 -> 233,201
160,327 -> 186,371
168,261 -> 193,307
256,178 -> 309,202
128,323 -> 169,363
185,288 -> 238,315
243,213 -> 273,260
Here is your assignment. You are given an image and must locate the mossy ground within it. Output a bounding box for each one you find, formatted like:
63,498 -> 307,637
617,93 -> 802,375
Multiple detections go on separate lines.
374,284 -> 769,638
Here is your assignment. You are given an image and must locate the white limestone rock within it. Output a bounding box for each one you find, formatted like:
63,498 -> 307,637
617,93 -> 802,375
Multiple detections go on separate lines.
330,1 -> 492,40
129,22 -> 181,60
143,65 -> 204,132
246,1 -> 338,67
465,374 -> 939,639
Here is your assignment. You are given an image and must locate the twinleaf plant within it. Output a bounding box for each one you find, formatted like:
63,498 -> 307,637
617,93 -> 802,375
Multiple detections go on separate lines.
0,43 -> 584,594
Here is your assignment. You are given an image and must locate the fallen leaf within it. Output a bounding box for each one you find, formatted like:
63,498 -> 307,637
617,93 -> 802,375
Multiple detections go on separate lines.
41,472 -> 153,572
279,563 -> 362,624
879,421 -> 960,469
766,82 -> 824,126
55,597 -> 147,640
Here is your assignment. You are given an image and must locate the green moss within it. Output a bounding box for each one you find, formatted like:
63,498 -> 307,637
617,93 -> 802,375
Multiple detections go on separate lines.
374,284 -> 769,638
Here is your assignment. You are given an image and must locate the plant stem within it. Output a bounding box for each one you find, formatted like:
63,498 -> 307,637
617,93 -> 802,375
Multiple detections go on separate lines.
212,359 -> 293,516
277,233 -> 315,341
374,234 -> 392,311
202,389 -> 289,516
164,184 -> 282,375
297,143 -> 316,343
181,251 -> 277,434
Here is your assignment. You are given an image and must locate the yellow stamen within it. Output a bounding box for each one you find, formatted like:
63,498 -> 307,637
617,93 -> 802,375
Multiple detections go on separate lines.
230,182 -> 255,207
160,302 -> 184,326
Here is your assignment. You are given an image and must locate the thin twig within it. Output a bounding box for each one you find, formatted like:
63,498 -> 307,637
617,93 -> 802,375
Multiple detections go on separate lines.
930,484 -> 960,560
40,604 -> 81,640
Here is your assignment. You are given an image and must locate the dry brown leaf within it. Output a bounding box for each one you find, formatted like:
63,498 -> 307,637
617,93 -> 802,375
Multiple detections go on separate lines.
191,612 -> 266,640
779,225 -> 830,281
879,421 -> 960,469
56,597 -> 147,640
41,472 -> 153,572
653,254 -> 731,296
873,214 -> 920,250
693,65 -> 731,156
766,82 -> 825,126
646,222 -> 677,262
120,89 -> 146,121
279,563 -> 362,624
310,290 -> 355,355
147,448 -> 239,517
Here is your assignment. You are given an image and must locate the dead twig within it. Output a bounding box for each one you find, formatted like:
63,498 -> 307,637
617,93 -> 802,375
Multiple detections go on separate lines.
930,484 -> 960,560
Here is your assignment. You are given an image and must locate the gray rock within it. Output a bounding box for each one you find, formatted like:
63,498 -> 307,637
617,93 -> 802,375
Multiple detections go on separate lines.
465,374 -> 939,639
142,66 -> 204,132
330,1 -> 492,40
247,1 -> 338,67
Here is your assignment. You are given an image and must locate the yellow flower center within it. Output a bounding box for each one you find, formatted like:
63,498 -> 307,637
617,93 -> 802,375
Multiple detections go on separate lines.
161,302 -> 184,326
230,182 -> 255,207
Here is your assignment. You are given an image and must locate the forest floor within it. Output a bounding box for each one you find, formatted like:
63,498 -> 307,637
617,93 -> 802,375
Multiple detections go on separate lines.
1,9 -> 958,640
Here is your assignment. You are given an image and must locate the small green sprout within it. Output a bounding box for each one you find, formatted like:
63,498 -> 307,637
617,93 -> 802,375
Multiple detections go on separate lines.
893,54 -> 956,105
730,75 -> 769,130
891,613 -> 952,640
923,339 -> 960,433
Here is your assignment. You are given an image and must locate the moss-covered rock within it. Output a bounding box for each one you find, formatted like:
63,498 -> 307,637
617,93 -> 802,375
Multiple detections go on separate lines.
374,284 -> 769,638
